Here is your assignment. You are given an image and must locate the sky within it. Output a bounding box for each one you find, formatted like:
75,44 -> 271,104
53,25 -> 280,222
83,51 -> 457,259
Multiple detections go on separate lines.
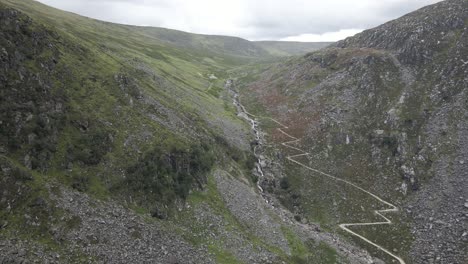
36,0 -> 443,42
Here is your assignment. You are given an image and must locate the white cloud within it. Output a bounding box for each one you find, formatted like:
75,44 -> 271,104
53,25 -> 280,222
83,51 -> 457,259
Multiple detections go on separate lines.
280,29 -> 364,42
36,0 -> 443,41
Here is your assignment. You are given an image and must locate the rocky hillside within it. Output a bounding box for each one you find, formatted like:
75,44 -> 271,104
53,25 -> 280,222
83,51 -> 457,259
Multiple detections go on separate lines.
2,0 -> 466,263
0,0 -> 369,263
237,0 -> 467,263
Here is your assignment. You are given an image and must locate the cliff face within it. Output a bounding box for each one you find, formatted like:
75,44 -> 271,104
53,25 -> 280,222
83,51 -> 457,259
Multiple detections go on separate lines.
239,0 -> 468,263
336,0 -> 467,66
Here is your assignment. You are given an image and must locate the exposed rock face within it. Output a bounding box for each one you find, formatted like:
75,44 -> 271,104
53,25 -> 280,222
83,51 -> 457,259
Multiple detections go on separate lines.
336,0 -> 467,66
240,0 -> 468,263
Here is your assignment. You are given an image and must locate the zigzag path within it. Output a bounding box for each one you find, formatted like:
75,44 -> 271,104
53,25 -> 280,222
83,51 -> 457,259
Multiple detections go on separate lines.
235,93 -> 405,264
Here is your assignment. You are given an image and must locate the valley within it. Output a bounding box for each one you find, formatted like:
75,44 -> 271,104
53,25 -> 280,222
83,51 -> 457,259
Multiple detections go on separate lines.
231,80 -> 404,263
233,1 -> 467,262
1,0 -> 467,263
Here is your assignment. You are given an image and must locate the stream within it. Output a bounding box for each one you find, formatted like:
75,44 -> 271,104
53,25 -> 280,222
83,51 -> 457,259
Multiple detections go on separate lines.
226,79 -> 265,193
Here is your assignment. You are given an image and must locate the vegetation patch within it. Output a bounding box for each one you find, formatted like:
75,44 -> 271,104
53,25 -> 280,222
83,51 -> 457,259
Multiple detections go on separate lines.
115,141 -> 215,217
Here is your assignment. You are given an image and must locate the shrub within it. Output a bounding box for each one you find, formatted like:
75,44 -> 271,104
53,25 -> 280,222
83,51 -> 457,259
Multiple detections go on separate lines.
119,142 -> 215,208
66,127 -> 112,166
71,173 -> 90,192
280,177 -> 290,189
381,136 -> 399,156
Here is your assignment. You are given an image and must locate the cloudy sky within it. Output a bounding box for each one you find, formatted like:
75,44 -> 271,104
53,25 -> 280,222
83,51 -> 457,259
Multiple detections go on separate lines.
37,0 -> 443,42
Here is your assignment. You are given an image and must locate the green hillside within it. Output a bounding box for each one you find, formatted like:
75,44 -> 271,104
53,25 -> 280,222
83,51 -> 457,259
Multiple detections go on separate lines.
0,0 -> 344,263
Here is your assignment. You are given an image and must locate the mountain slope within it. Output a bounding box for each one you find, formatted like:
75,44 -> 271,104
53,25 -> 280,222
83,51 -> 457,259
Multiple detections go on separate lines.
237,0 -> 467,263
0,0 -> 368,263
3,0 -> 329,60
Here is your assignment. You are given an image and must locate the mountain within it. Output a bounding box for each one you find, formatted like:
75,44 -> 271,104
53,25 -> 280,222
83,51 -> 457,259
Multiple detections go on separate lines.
1,0 -> 466,263
236,0 -> 467,263
0,0 -> 365,263
0,0 -> 327,60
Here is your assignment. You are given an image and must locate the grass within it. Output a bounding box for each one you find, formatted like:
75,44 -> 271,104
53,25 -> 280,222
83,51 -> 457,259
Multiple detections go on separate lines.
281,225 -> 340,264
209,244 -> 243,264
342,218 -> 413,263
282,226 -> 308,257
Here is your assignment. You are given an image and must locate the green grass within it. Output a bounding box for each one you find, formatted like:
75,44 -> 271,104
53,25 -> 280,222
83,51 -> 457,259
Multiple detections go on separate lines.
281,225 -> 340,264
209,244 -> 243,264
282,226 -> 308,257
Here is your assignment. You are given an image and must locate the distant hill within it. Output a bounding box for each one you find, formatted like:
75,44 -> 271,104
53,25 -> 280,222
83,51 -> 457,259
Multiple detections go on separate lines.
137,27 -> 271,58
254,41 -> 332,56
0,0 -> 328,59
